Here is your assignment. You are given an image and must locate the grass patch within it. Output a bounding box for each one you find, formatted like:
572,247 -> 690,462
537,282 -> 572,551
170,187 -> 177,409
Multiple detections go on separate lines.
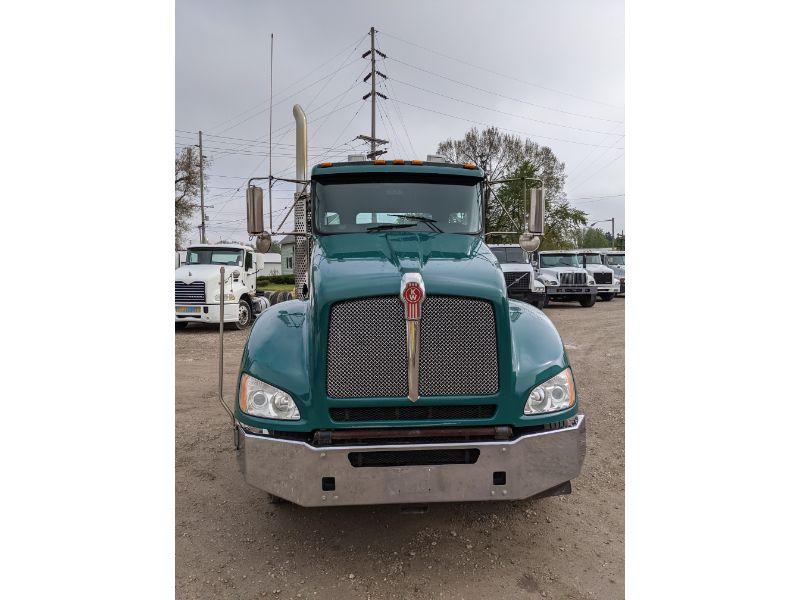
257,283 -> 295,293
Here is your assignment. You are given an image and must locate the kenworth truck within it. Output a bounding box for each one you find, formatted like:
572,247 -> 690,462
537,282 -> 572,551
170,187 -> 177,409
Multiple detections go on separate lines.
225,105 -> 586,507
489,244 -> 547,309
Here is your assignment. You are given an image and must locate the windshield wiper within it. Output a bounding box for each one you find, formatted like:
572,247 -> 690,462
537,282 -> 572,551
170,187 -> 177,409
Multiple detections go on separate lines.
388,214 -> 444,233
366,223 -> 417,232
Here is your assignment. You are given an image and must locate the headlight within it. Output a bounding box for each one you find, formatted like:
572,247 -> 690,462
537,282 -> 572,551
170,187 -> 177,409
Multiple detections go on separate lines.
214,292 -> 237,302
524,368 -> 576,415
239,374 -> 300,420
588,278 -> 595,285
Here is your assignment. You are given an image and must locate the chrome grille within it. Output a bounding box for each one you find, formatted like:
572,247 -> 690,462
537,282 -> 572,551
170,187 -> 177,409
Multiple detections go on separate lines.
326,296 -> 499,398
593,272 -> 612,284
503,271 -> 530,291
559,272 -> 587,286
175,281 -> 205,304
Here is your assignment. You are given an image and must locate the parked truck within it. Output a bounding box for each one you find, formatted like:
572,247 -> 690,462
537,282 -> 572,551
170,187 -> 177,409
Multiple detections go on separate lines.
489,243 -> 547,309
175,244 -> 271,330
534,250 -> 597,307
225,105 -> 586,507
577,250 -> 620,301
603,250 -> 625,296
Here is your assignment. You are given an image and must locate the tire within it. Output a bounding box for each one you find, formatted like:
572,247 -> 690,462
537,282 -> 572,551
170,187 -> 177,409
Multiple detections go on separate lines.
543,295 -> 550,308
235,298 -> 253,330
579,295 -> 596,307
268,291 -> 280,305
175,321 -> 188,330
277,291 -> 290,303
534,296 -> 546,309
599,292 -> 615,302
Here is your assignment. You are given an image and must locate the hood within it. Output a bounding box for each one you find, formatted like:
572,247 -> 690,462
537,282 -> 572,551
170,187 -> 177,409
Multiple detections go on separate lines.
311,232 -> 505,305
175,264 -> 238,285
499,263 -> 533,274
584,264 -> 613,274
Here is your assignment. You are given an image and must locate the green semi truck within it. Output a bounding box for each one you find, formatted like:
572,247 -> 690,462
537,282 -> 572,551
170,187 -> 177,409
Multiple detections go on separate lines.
225,105 -> 586,507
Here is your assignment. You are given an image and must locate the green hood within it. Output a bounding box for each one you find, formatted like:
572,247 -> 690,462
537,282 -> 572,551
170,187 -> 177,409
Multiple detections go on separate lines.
311,232 -> 505,305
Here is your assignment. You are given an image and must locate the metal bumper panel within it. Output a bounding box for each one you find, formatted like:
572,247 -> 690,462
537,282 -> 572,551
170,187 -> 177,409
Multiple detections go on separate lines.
237,415 -> 586,506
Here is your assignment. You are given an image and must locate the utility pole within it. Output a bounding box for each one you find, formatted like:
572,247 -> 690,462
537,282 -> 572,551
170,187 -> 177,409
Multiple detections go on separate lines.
590,217 -> 616,248
360,27 -> 388,159
198,130 -> 207,244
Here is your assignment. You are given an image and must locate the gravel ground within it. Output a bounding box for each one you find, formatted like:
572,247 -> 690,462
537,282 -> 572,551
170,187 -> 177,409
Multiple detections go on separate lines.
176,298 -> 624,599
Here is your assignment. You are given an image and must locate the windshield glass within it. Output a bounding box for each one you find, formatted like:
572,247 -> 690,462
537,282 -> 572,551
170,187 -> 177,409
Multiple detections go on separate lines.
539,254 -> 581,268
490,247 -> 526,263
186,248 -> 243,266
583,254 -> 602,265
606,254 -> 625,266
314,174 -> 482,234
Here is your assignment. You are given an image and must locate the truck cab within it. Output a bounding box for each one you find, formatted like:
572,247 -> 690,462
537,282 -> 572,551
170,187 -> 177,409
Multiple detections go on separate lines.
231,106 -> 586,507
534,250 -> 597,307
602,250 -> 625,296
489,243 -> 547,308
578,250 -> 620,301
175,244 -> 267,330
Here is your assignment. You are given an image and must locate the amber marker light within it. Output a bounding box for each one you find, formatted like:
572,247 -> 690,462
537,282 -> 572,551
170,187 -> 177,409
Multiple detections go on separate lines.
392,159 -> 405,164
463,162 -> 477,169
319,162 -> 333,168
411,160 -> 423,165
373,160 -> 386,165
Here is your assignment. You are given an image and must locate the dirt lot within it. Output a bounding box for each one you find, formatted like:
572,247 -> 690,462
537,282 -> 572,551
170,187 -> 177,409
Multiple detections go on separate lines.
176,299 -> 624,600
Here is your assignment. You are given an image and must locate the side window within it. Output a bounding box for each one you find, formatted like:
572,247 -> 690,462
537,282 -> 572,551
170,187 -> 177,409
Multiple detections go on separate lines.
245,252 -> 253,270
324,212 -> 340,225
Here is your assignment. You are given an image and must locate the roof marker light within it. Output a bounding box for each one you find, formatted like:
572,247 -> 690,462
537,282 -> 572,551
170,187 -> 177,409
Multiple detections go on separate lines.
463,162 -> 477,169
319,162 -> 333,168
411,160 -> 423,165
392,159 -> 405,165
373,160 -> 386,165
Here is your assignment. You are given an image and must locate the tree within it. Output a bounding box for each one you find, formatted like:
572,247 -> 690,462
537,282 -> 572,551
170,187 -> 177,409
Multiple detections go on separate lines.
614,232 -> 625,250
175,146 -> 210,249
574,226 -> 612,249
437,127 -> 585,248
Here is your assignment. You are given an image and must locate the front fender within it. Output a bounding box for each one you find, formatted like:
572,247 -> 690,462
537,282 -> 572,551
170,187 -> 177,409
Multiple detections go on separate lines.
236,299 -> 312,429
507,300 -> 577,416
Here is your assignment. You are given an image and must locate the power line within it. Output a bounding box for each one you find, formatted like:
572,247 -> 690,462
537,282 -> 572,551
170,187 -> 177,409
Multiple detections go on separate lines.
569,153 -> 625,192
392,97 -> 625,149
386,56 -> 625,126
379,30 -> 623,111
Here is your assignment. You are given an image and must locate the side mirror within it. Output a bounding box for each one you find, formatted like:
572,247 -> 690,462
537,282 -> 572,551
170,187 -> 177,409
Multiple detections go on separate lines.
246,186 -> 264,235
529,187 -> 545,235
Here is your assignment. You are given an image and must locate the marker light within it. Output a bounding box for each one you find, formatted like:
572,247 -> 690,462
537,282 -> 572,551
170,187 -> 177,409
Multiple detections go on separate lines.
463,162 -> 477,169
392,159 -> 405,164
319,162 -> 332,167
411,160 -> 423,165
373,160 -> 386,165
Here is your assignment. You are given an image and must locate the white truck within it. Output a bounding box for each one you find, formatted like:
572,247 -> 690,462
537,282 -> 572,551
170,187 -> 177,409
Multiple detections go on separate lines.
489,244 -> 547,308
534,250 -> 597,307
602,250 -> 625,296
578,250 -> 620,301
175,244 -> 272,330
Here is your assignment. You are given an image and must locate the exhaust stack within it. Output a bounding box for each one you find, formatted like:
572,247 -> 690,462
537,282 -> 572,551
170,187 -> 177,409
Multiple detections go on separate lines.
293,104 -> 309,299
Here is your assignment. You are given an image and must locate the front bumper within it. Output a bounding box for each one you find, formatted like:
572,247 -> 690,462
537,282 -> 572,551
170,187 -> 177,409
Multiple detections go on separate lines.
175,303 -> 239,323
236,415 -> 586,507
545,286 -> 595,295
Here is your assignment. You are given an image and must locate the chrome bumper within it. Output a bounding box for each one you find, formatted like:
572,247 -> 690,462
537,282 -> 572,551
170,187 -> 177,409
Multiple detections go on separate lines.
236,415 -> 586,507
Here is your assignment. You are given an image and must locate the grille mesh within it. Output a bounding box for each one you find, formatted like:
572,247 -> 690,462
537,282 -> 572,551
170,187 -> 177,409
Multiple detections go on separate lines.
593,272 -> 612,284
326,296 -> 499,398
175,281 -> 205,304
330,404 -> 496,422
503,271 -> 530,291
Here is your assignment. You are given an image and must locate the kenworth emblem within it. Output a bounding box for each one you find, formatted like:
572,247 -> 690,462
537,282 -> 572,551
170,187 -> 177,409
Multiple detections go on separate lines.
400,272 -> 426,402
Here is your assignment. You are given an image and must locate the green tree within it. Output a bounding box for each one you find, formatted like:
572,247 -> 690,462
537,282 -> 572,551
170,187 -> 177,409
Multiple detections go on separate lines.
614,232 -> 625,250
436,127 -> 584,248
575,226 -> 612,249
174,146 -> 210,249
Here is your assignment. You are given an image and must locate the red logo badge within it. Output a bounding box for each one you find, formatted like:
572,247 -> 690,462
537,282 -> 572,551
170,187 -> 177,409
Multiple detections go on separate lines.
400,274 -> 425,321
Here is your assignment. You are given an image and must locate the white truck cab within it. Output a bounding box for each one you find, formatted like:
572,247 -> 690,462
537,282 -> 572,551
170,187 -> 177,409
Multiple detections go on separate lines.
175,244 -> 269,330
489,244 -> 547,308
578,250 -> 620,301
534,250 -> 597,307
602,250 -> 625,296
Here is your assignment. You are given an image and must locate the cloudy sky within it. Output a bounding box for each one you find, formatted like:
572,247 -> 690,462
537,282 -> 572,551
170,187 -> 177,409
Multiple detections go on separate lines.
176,0 -> 624,246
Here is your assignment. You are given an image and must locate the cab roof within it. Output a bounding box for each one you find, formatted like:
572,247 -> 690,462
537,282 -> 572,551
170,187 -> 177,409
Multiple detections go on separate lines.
187,243 -> 250,251
310,160 -> 485,179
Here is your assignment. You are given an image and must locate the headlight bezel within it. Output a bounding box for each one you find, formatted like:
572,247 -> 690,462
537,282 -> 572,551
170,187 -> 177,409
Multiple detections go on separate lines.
524,367 -> 576,415
238,373 -> 301,420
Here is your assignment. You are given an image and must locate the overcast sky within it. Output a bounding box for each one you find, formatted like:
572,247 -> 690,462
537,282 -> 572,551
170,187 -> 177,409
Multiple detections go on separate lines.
176,0 -> 624,246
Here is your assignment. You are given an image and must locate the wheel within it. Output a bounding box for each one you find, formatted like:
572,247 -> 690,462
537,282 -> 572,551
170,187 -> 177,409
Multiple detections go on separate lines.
599,292 -> 615,301
534,296 -> 546,309
277,291 -> 290,303
268,291 -> 280,305
235,298 -> 253,330
579,295 -> 596,307
543,295 -> 550,308
175,321 -> 188,330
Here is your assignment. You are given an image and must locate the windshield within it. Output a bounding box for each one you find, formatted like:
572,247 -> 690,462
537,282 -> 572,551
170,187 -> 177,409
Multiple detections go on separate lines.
606,254 -> 625,266
314,174 -> 482,234
490,247 -> 526,263
583,254 -> 602,265
539,254 -> 581,268
186,248 -> 243,266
